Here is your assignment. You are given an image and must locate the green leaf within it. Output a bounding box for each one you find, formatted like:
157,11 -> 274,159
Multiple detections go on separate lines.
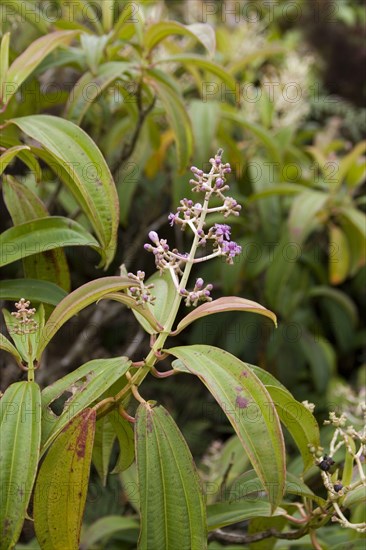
173,297 -> 277,335
0,333 -> 23,364
264,386 -> 320,471
3,177 -> 71,291
170,345 -> 286,510
80,516 -> 139,549
135,402 -> 207,550
339,215 -> 366,275
247,364 -> 290,392
155,54 -> 235,90
189,100 -> 219,164
132,269 -> 177,334
0,279 -> 67,306
34,409 -> 96,550
0,138 -> 42,181
2,31 -> 78,106
288,191 -> 328,243
339,141 -> 366,187
100,292 -> 162,333
0,382 -> 41,549
0,216 -> 100,268
110,411 -> 135,473
228,469 -> 325,506
64,61 -> 133,123
0,32 -> 10,96
92,414 -> 116,485
207,501 -> 286,531
37,276 -> 133,357
145,69 -> 193,172
298,331 -> 333,393
329,224 -> 350,285
0,146 -> 31,176
338,207 -> 366,238
144,21 -> 215,56
9,115 -> 119,267
220,105 -> 282,165
247,183 -> 309,203
0,1 -> 49,33
343,484 -> 366,509
41,357 -> 131,452
309,286 -> 358,326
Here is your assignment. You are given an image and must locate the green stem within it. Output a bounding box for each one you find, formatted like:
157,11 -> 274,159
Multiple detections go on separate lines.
113,165 -> 216,403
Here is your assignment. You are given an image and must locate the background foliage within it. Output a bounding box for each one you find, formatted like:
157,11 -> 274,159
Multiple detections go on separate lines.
0,0 -> 365,548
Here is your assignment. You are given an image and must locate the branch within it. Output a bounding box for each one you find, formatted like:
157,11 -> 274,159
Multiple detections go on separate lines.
211,525 -> 310,544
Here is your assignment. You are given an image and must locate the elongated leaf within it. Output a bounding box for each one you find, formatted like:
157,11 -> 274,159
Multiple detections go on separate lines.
135,402 -> 207,549
9,115 -> 119,267
173,296 -> 277,335
80,516 -> 139,549
2,31 -> 78,105
0,382 -> 41,549
343,484 -> 366,509
1,1 -> 49,33
92,414 -> 116,485
37,276 -> 133,357
144,21 -> 215,55
329,224 -> 350,285
170,345 -> 286,509
247,183 -> 309,203
0,146 -> 31,176
339,141 -> 366,186
207,501 -> 286,531
132,269 -> 177,334
338,207 -> 366,238
3,177 -> 70,291
247,364 -> 290,392
110,411 -> 135,473
64,61 -> 133,123
340,215 -> 366,275
0,32 -> 10,95
145,69 -> 193,171
0,137 -> 42,181
288,191 -> 328,243
34,409 -> 96,550
0,333 -> 23,363
221,105 -> 282,165
155,54 -> 235,90
228,470 -> 325,506
41,357 -> 131,452
0,279 -> 67,305
309,286 -> 357,325
100,292 -> 162,332
261,386 -> 320,472
0,216 -> 99,268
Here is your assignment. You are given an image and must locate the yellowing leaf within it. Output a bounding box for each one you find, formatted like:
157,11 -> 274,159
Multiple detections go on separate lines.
329,224 -> 350,285
34,409 -> 96,550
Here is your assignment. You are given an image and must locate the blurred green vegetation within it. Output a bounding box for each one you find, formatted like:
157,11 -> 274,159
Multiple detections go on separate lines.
0,1 -> 365,545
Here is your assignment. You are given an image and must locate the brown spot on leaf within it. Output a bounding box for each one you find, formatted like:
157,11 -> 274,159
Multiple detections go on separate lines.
236,395 -> 249,409
241,370 -> 248,377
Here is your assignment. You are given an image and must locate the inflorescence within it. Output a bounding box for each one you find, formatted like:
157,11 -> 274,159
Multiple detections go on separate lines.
10,298 -> 38,334
142,151 -> 242,307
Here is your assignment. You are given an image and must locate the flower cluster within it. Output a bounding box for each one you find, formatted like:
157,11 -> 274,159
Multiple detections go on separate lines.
127,271 -> 156,307
143,151 -> 242,306
11,298 -> 38,334
180,278 -> 213,307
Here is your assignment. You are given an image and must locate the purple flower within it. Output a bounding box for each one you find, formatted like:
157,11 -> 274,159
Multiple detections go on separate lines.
168,212 -> 179,226
221,240 -> 242,262
214,223 -> 231,241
